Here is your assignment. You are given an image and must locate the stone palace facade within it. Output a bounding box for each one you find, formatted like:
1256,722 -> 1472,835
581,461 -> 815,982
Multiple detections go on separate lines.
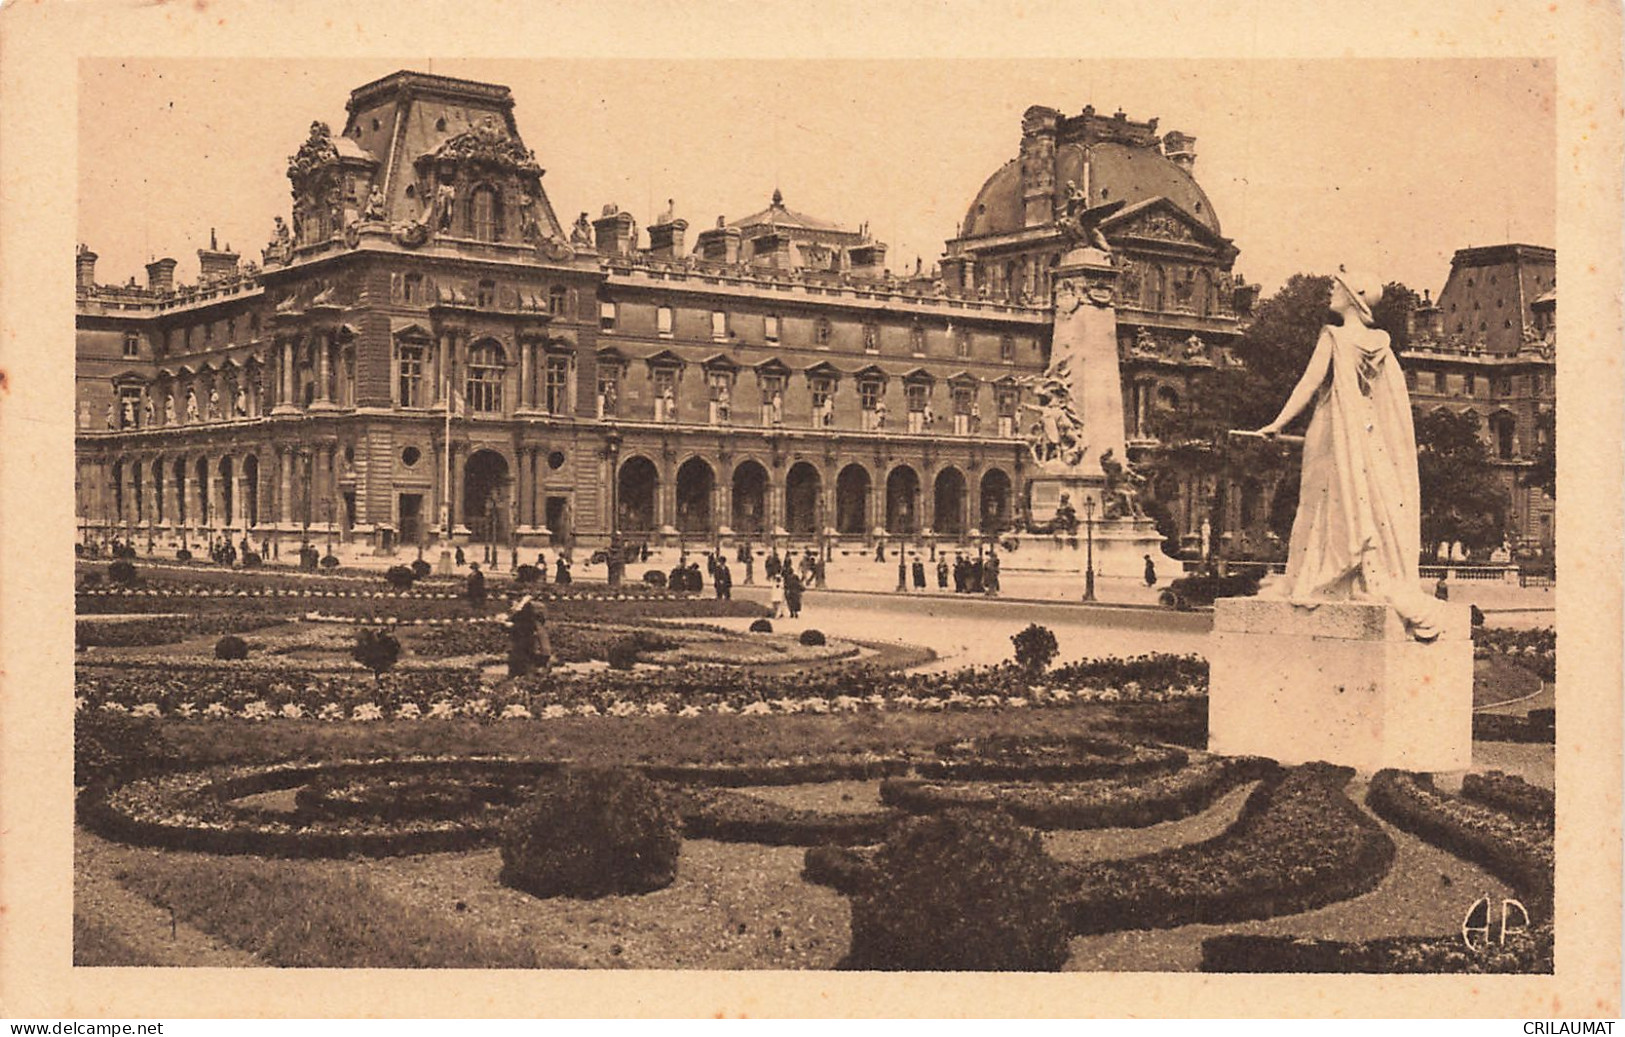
72,70 -> 1311,559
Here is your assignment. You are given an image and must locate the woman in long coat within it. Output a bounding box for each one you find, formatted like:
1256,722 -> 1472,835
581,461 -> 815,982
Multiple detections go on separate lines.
1256,269 -> 1442,641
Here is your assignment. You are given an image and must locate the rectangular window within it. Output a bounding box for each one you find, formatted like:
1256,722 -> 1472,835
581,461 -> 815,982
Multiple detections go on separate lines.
227,318 -> 237,343
814,319 -> 832,347
859,381 -> 883,430
657,305 -> 674,336
711,311 -> 728,340
403,274 -> 421,304
910,326 -> 925,356
707,371 -> 732,425
1464,372 -> 1476,396
118,386 -> 143,428
906,383 -> 928,432
810,377 -> 834,427
204,322 -> 215,344
544,356 -> 570,415
997,390 -> 1017,437
597,367 -> 620,418
600,300 -> 618,331
953,386 -> 975,434
955,329 -> 971,358
653,368 -> 678,421
1530,372 -> 1542,395
122,333 -> 140,359
398,343 -> 424,407
764,314 -> 780,342
477,280 -> 497,308
863,323 -> 879,353
549,285 -> 567,315
760,373 -> 785,426
1433,371 -> 1447,394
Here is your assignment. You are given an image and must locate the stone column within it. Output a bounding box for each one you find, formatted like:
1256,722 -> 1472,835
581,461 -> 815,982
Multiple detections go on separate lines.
312,329 -> 335,408
449,443 -> 464,532
532,447 -> 546,531
514,446 -> 529,530
278,449 -> 293,526
716,474 -> 730,535
518,339 -> 533,410
768,479 -> 784,534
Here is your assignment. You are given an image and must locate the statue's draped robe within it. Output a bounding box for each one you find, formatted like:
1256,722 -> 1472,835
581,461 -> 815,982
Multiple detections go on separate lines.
1272,324 -> 1441,633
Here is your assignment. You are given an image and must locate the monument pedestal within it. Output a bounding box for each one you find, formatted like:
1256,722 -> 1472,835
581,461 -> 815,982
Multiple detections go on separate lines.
1208,598 -> 1473,772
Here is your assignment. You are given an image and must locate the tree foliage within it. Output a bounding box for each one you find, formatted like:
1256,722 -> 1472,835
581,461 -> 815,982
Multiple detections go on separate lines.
1415,410 -> 1511,557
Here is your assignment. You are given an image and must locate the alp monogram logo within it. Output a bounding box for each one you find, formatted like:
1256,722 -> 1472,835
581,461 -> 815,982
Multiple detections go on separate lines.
1462,894 -> 1530,951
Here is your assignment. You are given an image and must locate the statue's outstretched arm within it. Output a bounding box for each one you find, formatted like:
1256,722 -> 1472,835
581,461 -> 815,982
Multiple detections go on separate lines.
1260,327 -> 1334,435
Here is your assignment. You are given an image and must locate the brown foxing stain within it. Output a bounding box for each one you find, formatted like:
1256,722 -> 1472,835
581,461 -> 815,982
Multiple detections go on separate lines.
0,368 -> 9,393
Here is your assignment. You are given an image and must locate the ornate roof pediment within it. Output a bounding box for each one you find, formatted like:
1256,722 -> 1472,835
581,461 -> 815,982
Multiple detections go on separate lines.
417,115 -> 542,180
1104,198 -> 1225,250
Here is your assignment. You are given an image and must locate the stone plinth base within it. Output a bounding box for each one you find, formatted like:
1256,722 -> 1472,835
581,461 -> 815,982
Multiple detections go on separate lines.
1209,598 -> 1473,773
1001,519 -> 1168,580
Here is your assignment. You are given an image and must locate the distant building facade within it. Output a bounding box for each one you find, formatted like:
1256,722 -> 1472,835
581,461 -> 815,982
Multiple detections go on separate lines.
1401,243 -> 1557,556
74,72 -> 1261,557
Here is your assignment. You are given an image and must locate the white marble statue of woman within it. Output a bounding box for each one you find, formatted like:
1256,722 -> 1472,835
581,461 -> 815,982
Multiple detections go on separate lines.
1255,269 -> 1443,641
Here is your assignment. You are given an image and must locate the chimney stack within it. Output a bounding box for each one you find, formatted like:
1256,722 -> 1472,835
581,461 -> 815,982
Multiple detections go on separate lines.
1162,131 -> 1198,171
646,203 -> 688,261
197,227 -> 240,282
145,257 -> 178,294
593,205 -> 637,256
75,244 -> 98,290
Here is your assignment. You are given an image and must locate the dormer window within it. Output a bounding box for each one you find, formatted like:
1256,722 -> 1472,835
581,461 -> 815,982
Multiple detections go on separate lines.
470,185 -> 501,242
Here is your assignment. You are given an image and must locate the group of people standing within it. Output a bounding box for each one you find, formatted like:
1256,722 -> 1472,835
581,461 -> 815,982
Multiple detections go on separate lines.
894,551 -> 1001,595
768,565 -> 805,619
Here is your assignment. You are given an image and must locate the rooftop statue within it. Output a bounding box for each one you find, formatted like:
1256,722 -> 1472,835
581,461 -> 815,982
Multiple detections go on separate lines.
1055,179 -> 1125,252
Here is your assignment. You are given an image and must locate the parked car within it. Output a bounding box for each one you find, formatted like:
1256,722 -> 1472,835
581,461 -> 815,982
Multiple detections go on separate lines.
1158,566 -> 1266,610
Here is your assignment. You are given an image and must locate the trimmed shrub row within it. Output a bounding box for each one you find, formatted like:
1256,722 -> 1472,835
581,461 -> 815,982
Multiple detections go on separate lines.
915,739 -> 1187,782
640,756 -> 913,788
1366,769 -> 1554,915
879,756 -> 1278,830
1472,708 -> 1555,744
802,845 -> 876,895
1059,764 -> 1395,935
1199,925 -> 1553,974
1460,771 -> 1555,828
674,787 -> 902,846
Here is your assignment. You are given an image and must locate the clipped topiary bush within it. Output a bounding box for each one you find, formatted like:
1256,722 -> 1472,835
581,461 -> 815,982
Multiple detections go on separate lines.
498,767 -> 682,899
847,808 -> 1071,971
605,637 -> 642,671
75,709 -> 172,788
108,559 -> 139,586
352,628 -> 401,681
214,635 -> 249,661
321,553 -> 340,569
749,618 -> 773,634
384,565 -> 417,591
410,558 -> 432,579
174,548 -> 192,562
514,564 -> 541,585
799,628 -> 827,646
643,569 -> 667,588
240,551 -> 263,568
1011,622 -> 1059,676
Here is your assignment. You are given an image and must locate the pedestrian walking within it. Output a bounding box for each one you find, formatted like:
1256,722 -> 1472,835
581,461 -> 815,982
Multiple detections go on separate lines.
715,560 -> 732,600
936,556 -> 949,590
506,596 -> 550,677
555,556 -> 572,585
765,549 -> 782,582
984,552 -> 1001,596
911,557 -> 926,591
1144,554 -> 1158,587
769,574 -> 786,618
784,569 -> 804,619
466,562 -> 487,609
455,545 -> 466,567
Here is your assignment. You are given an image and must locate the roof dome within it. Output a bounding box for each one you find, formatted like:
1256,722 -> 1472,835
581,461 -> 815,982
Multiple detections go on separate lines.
959,139 -> 1220,240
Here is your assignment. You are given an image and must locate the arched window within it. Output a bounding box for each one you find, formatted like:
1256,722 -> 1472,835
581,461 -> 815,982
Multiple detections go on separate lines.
470,185 -> 501,242
465,341 -> 506,414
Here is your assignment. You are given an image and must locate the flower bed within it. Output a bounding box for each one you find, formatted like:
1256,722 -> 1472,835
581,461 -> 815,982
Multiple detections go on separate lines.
1366,770 -> 1554,915
671,787 -> 902,846
915,735 -> 1187,782
1058,765 -> 1394,935
1459,771 -> 1555,828
1198,925 -> 1553,974
879,755 -> 1278,830
75,614 -> 287,648
804,766 -> 1395,938
1472,627 -> 1556,682
78,757 -> 562,858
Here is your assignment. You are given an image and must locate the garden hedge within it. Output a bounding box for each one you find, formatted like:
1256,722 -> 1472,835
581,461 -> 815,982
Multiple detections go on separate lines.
673,787 -> 901,846
880,756 -> 1278,830
1199,925 -> 1553,974
1366,769 -> 1554,915
498,767 -> 682,899
1459,771 -> 1555,828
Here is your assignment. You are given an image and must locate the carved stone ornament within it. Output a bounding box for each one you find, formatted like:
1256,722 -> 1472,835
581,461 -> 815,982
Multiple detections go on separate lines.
286,122 -> 340,192
1132,211 -> 1196,243
344,221 -> 362,249
537,236 -> 574,263
393,220 -> 431,249
421,115 -> 542,178
1054,279 -> 1084,315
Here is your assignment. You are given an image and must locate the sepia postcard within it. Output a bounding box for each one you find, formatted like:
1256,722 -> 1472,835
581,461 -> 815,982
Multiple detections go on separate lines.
0,0 -> 1619,1020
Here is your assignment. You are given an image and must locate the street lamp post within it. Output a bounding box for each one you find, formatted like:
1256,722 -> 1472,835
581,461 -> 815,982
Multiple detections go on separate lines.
1083,496 -> 1097,602
605,432 -> 623,588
